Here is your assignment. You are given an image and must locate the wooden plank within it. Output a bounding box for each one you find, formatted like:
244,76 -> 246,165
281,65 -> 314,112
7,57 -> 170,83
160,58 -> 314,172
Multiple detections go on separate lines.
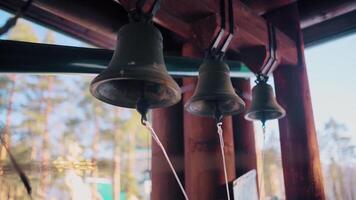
265,3 -> 326,200
303,10 -> 356,47
299,0 -> 356,28
0,0 -> 117,48
242,0 -> 296,15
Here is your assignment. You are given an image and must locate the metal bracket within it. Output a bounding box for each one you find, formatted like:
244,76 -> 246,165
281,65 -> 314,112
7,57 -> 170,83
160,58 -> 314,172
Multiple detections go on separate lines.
129,0 -> 160,22
207,0 -> 234,60
261,22 -> 278,75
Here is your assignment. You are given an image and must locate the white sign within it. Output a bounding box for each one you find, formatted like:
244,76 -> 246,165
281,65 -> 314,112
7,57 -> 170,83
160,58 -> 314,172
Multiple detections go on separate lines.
233,170 -> 259,200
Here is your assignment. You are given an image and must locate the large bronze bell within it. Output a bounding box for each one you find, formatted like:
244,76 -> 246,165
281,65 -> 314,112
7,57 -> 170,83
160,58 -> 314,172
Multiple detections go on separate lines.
245,81 -> 285,123
90,21 -> 181,109
185,59 -> 245,119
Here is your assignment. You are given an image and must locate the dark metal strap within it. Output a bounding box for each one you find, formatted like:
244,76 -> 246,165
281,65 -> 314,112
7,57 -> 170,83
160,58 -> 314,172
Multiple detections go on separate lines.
148,0 -> 161,17
261,22 -> 278,75
209,0 -> 226,50
130,0 -> 160,22
207,0 -> 235,60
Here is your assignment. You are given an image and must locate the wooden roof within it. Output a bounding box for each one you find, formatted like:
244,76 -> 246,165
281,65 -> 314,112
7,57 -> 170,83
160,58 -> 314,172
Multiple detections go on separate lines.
1,0 -> 356,73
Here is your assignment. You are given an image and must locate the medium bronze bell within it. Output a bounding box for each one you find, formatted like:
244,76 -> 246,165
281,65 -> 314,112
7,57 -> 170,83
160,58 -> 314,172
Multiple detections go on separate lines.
185,59 -> 245,119
245,81 -> 285,123
90,21 -> 181,109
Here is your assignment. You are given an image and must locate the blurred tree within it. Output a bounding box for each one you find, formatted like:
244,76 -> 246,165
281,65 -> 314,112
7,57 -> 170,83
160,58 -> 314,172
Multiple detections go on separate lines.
122,112 -> 145,200
78,78 -> 108,200
319,118 -> 354,200
0,20 -> 39,199
113,108 -> 122,200
0,20 -> 38,161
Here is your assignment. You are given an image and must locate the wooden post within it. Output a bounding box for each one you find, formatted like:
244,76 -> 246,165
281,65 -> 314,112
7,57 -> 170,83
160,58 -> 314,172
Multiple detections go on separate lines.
152,82 -> 185,200
265,3 -> 326,200
182,43 -> 236,200
231,78 -> 258,178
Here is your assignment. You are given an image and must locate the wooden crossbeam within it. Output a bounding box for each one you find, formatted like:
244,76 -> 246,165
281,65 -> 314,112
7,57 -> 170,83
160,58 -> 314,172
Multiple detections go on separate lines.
1,0 -> 298,73
112,0 -> 299,73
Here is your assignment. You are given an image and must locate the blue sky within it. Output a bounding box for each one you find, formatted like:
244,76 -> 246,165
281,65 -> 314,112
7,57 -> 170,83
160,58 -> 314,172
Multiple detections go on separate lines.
306,34 -> 356,141
1,9 -> 356,148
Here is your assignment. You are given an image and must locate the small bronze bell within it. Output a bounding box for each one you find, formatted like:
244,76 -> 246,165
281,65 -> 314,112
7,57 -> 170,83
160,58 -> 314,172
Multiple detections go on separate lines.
245,80 -> 285,123
185,59 -> 245,119
90,21 -> 181,109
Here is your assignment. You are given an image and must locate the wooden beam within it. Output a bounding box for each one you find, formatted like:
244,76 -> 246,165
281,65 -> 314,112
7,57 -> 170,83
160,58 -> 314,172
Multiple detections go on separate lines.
0,0 -> 123,48
303,10 -> 356,47
152,88 -> 185,200
113,0 -> 299,73
265,3 -> 326,200
299,0 -> 356,29
1,0 -> 298,73
182,43 -> 236,200
241,0 -> 296,15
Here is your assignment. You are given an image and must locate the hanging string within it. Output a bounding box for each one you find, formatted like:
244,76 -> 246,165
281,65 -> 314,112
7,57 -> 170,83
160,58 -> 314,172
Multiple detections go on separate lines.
147,118 -> 152,185
143,120 -> 189,200
258,121 -> 266,198
217,122 -> 231,200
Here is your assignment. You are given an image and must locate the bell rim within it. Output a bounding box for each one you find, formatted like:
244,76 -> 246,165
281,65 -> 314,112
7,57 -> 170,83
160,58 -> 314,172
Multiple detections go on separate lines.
90,70 -> 181,109
244,108 -> 286,121
184,93 -> 246,117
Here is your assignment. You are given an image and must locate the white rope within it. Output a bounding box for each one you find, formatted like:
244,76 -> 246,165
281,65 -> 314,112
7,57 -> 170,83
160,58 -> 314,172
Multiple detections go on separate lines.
258,123 -> 266,199
217,122 -> 231,200
144,120 -> 189,200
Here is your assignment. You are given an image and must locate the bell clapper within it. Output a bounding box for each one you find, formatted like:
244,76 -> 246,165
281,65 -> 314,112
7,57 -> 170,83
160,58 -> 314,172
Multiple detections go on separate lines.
261,117 -> 266,138
136,95 -> 149,125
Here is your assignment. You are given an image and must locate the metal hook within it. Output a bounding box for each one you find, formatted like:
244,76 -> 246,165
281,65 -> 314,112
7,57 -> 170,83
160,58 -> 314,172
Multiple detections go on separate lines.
255,73 -> 269,84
